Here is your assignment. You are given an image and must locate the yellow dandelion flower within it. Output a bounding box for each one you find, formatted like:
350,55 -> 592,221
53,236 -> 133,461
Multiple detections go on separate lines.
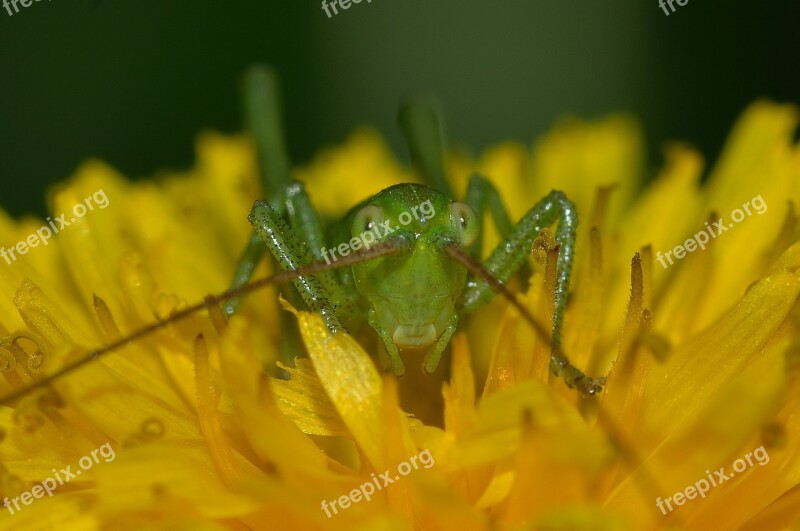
0,70 -> 798,531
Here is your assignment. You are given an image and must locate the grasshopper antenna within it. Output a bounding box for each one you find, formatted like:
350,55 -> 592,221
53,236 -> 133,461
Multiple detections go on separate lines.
0,242 -> 403,406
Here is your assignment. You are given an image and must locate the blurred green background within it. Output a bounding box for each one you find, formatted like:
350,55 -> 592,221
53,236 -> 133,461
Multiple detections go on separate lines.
1,0 -> 798,217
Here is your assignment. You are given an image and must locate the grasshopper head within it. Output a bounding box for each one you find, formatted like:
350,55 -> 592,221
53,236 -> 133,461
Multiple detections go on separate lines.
349,184 -> 479,351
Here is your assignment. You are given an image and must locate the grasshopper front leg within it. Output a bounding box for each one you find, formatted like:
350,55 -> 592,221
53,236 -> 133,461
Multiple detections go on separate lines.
248,200 -> 344,333
459,190 -> 602,394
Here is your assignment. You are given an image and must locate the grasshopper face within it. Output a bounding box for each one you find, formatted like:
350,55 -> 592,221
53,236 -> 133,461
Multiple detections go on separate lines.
364,242 -> 464,350
348,184 -> 478,352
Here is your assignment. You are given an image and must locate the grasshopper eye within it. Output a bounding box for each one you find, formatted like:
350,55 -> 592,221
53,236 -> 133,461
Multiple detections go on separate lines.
449,201 -> 478,247
352,205 -> 385,237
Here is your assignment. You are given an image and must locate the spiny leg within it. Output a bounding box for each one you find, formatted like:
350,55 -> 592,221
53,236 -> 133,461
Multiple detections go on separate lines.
284,182 -> 326,262
460,190 -> 575,339
223,66 -> 294,317
223,68 -> 361,330
463,173 -> 533,285
244,65 -> 293,207
241,181 -> 365,367
369,309 -> 403,375
422,313 -> 459,374
457,191 -> 600,392
398,98 -> 455,198
223,232 -> 265,318
248,200 -> 344,333
463,173 -> 514,256
282,181 -> 363,328
447,244 -> 602,396
223,180 -> 343,319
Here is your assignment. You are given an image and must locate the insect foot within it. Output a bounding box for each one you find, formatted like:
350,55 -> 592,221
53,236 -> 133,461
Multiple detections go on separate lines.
572,375 -> 607,397
549,348 -> 606,397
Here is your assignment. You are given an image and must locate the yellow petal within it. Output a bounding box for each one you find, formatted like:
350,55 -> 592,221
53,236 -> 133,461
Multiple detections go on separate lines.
293,309 -> 385,470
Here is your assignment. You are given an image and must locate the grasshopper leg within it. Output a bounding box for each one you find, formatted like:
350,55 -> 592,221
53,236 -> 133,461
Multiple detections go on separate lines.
422,313 -> 459,374
369,308 -> 404,376
398,98 -> 455,198
458,190 -> 601,393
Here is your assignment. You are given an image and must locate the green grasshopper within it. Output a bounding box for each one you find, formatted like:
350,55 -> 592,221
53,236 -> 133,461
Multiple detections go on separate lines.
0,66 -> 604,406
221,67 -> 604,395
